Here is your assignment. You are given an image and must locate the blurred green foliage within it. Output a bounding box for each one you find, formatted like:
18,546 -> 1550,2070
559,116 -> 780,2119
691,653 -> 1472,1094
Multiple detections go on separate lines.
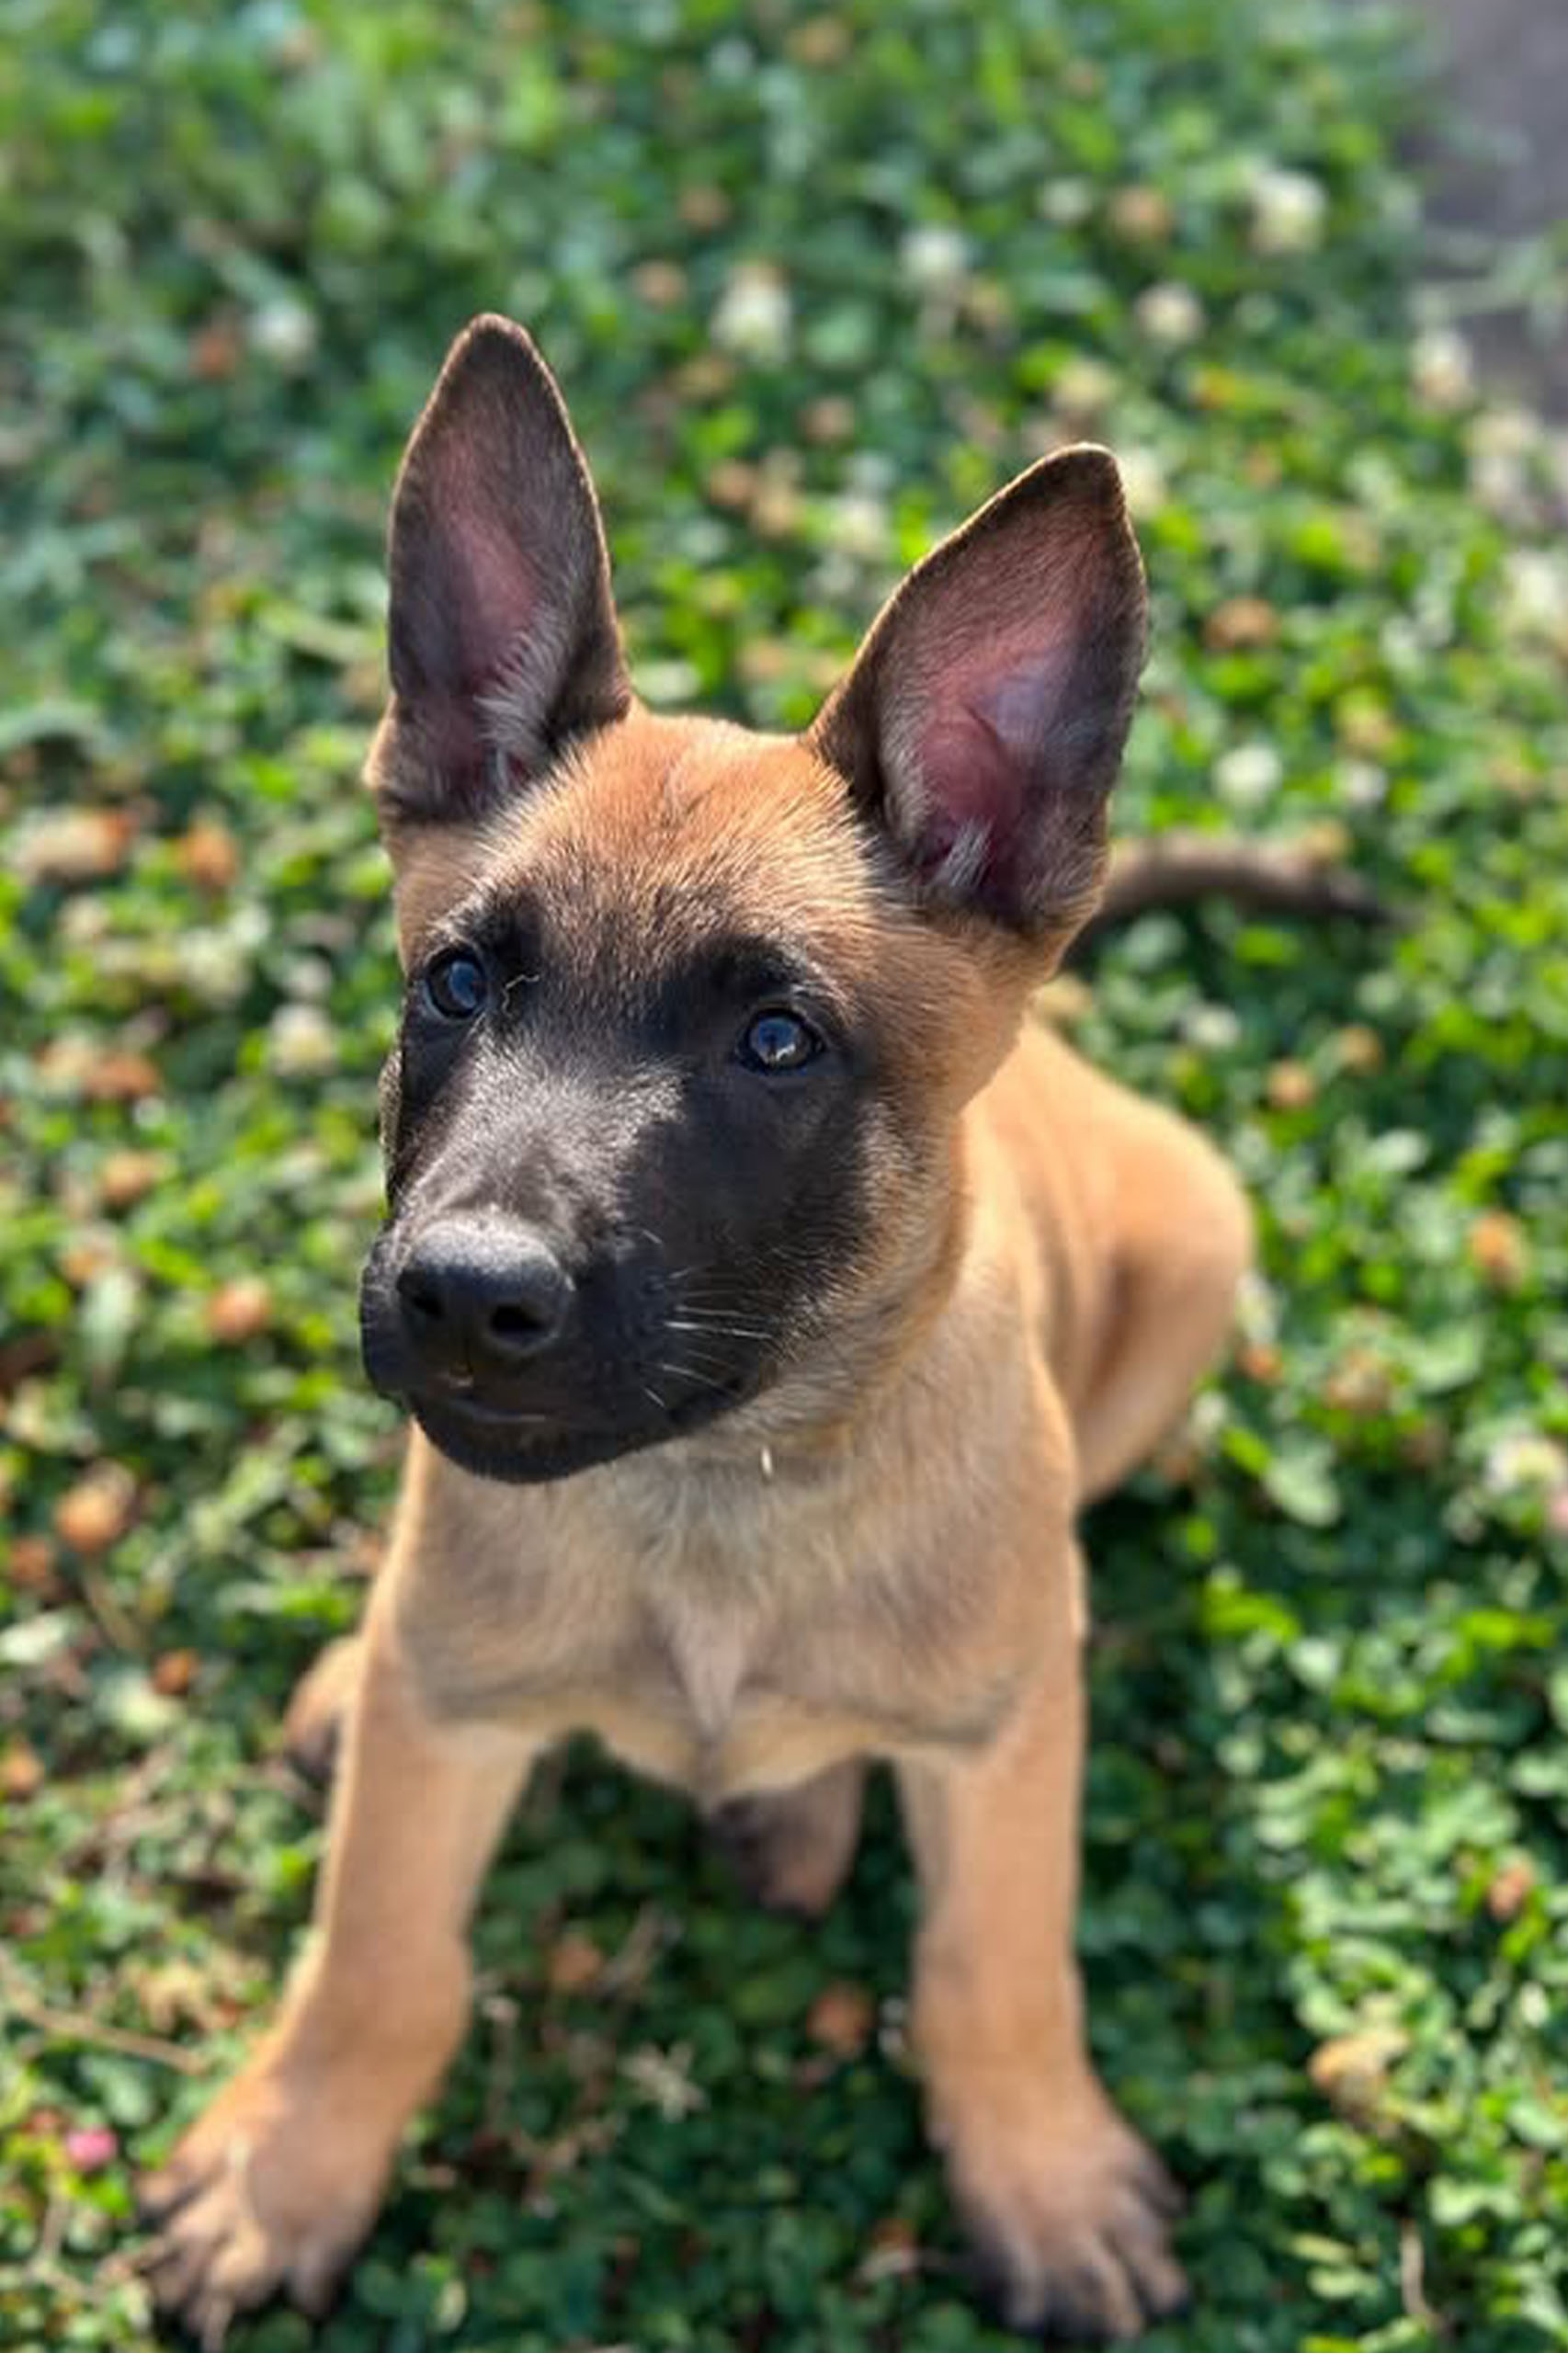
3,2 -> 1567,2347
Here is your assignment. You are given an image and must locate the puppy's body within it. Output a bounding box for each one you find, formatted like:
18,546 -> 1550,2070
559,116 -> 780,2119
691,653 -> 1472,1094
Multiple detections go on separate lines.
143,321 -> 1250,2347
385,1007 -> 1242,1808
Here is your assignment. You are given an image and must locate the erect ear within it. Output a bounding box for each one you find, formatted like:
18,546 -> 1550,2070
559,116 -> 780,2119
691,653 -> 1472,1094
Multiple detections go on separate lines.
809,448 -> 1146,941
379,314 -> 630,827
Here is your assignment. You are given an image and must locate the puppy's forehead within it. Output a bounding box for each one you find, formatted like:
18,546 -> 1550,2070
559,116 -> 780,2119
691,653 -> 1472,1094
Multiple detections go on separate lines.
478,709 -> 890,982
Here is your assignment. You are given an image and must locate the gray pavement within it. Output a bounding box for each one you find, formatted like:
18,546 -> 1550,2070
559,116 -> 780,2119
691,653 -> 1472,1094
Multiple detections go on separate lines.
1401,0 -> 1568,409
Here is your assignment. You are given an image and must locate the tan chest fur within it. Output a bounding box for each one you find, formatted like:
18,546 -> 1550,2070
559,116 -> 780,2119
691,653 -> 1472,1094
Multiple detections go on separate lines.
386,1400 -> 1067,1805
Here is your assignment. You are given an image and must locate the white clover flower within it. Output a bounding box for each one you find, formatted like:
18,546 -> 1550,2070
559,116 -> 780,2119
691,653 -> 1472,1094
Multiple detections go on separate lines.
1469,406 -> 1538,460
1040,178 -> 1094,226
1235,1268 -> 1279,1345
1336,758 -> 1387,809
284,953 -> 335,1002
1133,282 -> 1205,347
1187,1389 -> 1230,1447
1471,450 -> 1529,520
1246,166 -> 1327,256
622,2041 -> 706,2120
267,1003 -> 335,1077
812,551 -> 859,605
707,36 -> 753,83
1215,742 -> 1283,809
249,296 -> 318,369
60,896 -> 111,945
1483,1430 -> 1568,1494
636,657 -> 702,709
825,490 -> 888,561
1380,617 -> 1423,674
900,223 -> 971,296
1051,356 -> 1119,423
1467,415 -> 1537,521
1115,445 -> 1168,516
1411,325 -> 1473,411
846,449 -> 896,494
712,262 -> 791,360
1501,548 -> 1568,642
1183,1002 -> 1243,1052
183,930 -> 249,1006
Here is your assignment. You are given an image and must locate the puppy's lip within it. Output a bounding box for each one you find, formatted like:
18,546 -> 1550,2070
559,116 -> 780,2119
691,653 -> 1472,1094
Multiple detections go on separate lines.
404,1381 -> 573,1429
426,1392 -> 556,1428
410,1366 -> 753,1454
407,1390 -> 676,1487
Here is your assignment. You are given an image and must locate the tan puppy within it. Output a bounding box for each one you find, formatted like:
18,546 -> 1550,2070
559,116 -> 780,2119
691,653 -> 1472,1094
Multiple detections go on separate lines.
142,316 -> 1251,2347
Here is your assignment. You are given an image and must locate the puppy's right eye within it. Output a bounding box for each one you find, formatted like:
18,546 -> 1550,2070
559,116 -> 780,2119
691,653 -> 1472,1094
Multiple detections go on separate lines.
425,949 -> 487,1020
737,1007 -> 824,1074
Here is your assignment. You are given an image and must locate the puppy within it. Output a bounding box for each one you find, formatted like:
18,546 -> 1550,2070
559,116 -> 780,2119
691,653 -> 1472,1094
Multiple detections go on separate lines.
142,314 -> 1252,2347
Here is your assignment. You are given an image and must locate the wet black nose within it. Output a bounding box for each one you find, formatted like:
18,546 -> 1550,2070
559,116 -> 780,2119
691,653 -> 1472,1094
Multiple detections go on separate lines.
396,1218 -> 573,1377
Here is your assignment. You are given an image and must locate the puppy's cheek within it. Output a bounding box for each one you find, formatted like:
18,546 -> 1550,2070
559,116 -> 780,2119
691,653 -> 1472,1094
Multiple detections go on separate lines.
378,1050 -> 402,1166
358,1231 -> 411,1397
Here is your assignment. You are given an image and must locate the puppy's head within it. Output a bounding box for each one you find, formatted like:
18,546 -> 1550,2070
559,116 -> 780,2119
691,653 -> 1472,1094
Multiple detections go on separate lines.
358,316 -> 1145,1482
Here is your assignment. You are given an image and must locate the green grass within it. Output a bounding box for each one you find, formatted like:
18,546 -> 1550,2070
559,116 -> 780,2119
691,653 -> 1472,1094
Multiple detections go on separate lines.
4,2 -> 1568,2347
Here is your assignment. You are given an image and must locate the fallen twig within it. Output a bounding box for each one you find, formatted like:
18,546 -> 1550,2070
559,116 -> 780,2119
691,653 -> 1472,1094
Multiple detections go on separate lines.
3,1962 -> 210,2076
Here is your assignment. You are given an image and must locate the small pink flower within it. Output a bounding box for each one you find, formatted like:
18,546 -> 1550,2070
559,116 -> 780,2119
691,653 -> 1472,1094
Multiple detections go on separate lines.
64,2125 -> 119,2174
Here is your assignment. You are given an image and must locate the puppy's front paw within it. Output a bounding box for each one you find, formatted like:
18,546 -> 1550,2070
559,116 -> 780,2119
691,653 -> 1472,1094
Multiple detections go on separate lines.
938,2078 -> 1187,2343
139,2057 -> 392,2349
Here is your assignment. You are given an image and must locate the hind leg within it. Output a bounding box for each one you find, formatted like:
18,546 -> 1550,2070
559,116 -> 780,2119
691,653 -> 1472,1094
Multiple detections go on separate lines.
282,1633 -> 364,1782
1074,1105 -> 1252,1506
710,1760 -> 867,1916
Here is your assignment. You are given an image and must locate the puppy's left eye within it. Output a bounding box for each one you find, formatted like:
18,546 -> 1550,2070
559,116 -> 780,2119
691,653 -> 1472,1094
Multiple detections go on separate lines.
738,1008 -> 823,1074
425,949 -> 487,1020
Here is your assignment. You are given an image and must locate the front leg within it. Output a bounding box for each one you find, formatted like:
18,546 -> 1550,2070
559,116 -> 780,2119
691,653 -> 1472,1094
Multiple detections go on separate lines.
898,1579 -> 1187,2344
141,1591 -> 535,2347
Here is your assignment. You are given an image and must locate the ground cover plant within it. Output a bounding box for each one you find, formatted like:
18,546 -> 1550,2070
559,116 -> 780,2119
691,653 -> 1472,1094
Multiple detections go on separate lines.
3,2 -> 1567,2347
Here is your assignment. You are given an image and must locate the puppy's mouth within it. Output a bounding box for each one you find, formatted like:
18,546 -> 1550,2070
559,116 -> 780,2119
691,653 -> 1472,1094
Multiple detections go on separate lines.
399,1371 -> 757,1484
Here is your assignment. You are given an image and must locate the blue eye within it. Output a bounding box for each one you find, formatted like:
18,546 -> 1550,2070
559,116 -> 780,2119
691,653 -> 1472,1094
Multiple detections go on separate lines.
426,950 -> 487,1020
739,1008 -> 823,1074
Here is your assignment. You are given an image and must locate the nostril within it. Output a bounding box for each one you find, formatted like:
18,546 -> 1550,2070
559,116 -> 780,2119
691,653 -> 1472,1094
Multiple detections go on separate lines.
398,1273 -> 446,1326
491,1301 -> 548,1341
484,1270 -> 569,1353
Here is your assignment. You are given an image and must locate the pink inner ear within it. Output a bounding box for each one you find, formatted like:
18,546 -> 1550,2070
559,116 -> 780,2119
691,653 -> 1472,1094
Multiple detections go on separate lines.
912,631 -> 1074,835
916,706 -> 1027,845
449,513 -> 542,697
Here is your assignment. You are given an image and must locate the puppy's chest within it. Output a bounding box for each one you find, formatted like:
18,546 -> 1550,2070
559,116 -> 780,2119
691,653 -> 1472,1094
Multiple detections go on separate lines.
497,1568 -> 909,1806
410,1483 -> 1010,1805
609,1579 -> 824,1800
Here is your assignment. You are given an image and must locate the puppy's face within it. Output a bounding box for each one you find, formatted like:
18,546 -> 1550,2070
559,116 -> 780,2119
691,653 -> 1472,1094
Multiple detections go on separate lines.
362,717 -> 980,1482
358,319 -> 1145,1483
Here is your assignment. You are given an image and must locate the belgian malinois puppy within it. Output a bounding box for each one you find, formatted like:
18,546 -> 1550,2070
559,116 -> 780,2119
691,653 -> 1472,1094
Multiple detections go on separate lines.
142,315 -> 1252,2346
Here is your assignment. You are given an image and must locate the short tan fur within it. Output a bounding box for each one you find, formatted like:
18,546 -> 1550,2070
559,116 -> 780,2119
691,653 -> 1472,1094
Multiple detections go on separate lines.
142,316 -> 1251,2348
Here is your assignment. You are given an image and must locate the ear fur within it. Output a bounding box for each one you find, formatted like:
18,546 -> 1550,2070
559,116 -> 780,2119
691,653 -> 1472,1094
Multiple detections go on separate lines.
378,314 -> 629,828
810,448 -> 1147,940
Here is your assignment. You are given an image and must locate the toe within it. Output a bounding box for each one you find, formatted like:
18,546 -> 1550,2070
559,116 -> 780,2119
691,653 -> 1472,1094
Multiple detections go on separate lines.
290,2230 -> 354,2319
137,2153 -> 205,2225
189,2286 -> 236,2353
1129,2144 -> 1186,2222
1106,2193 -> 1188,2324
1039,2246 -> 1145,2343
